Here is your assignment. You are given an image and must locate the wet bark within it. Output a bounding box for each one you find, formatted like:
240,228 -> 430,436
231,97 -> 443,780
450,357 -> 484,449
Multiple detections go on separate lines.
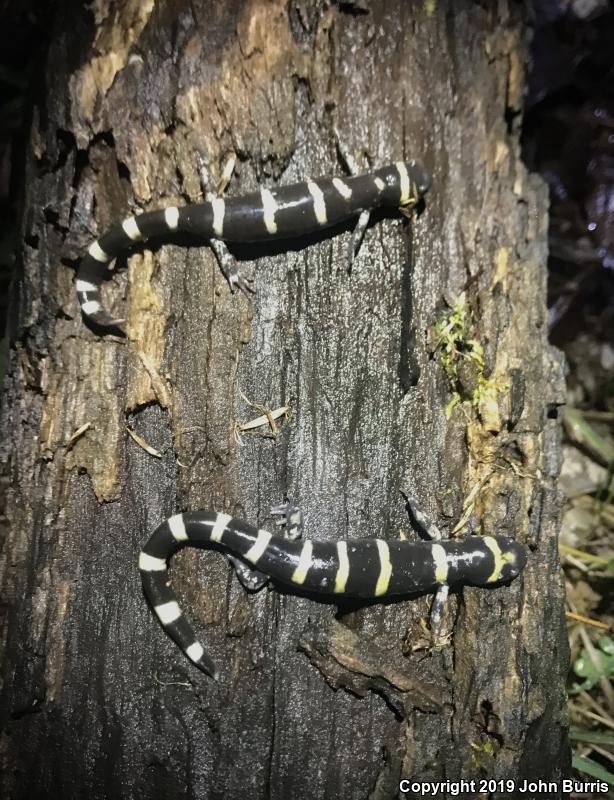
0,1 -> 570,798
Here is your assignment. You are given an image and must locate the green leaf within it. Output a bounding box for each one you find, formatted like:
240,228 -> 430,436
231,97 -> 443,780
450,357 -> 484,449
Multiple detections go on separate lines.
564,407 -> 614,465
572,754 -> 614,783
570,729 -> 614,745
572,638 -> 614,689
599,636 -> 614,655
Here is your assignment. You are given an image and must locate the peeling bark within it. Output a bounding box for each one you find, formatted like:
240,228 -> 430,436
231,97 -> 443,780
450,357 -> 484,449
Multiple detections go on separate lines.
0,1 -> 570,798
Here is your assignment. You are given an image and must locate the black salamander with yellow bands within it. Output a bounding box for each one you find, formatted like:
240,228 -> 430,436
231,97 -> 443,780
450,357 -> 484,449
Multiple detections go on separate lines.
76,161 -> 431,329
139,510 -> 527,679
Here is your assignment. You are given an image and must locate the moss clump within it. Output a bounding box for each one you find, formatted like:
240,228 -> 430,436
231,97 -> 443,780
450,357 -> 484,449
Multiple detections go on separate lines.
433,294 -> 504,418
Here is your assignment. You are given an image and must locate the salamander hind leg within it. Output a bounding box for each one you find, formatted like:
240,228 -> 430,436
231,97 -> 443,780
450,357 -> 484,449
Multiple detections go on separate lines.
228,554 -> 269,592
227,499 -> 302,591
270,498 -> 303,540
196,151 -> 254,297
333,131 -> 372,269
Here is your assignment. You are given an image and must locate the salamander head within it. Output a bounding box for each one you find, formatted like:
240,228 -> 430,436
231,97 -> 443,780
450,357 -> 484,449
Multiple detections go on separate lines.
397,161 -> 432,217
405,161 -> 432,199
483,536 -> 528,584
373,162 -> 432,213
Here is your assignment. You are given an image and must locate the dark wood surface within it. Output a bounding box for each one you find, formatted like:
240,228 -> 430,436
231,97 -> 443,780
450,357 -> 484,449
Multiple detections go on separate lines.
0,1 -> 570,797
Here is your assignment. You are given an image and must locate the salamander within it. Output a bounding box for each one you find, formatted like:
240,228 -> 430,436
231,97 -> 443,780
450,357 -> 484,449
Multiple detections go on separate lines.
139,509 -> 527,679
76,161 -> 431,329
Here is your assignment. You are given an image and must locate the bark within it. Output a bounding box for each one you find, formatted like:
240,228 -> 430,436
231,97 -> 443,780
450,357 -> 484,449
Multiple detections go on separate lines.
0,1 -> 569,798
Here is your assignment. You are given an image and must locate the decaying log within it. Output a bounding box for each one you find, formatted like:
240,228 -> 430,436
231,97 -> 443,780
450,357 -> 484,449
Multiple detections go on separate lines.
0,2 -> 570,798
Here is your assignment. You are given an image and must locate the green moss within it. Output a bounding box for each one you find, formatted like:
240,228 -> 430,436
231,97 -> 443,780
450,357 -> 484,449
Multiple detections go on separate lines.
433,294 -> 504,418
469,739 -> 495,770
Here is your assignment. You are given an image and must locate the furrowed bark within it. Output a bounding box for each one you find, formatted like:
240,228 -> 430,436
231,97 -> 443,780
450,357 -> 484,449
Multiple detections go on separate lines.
0,1 -> 569,798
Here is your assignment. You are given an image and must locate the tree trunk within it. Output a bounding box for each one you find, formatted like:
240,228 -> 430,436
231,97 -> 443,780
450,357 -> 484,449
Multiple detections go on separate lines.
0,1 -> 570,798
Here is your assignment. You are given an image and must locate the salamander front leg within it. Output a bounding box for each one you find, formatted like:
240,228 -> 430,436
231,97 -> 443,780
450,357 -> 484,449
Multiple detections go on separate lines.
401,489 -> 450,641
213,239 -> 254,297
348,209 -> 371,262
401,490 -> 444,541
196,151 -> 255,297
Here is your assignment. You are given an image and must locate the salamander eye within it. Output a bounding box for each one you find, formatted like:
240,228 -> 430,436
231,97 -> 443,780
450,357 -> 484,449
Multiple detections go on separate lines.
412,165 -> 432,196
499,541 -> 528,581
500,557 -> 520,581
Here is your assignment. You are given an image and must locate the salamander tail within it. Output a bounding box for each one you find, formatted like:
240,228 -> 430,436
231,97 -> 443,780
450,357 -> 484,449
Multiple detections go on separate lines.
139,517 -> 220,679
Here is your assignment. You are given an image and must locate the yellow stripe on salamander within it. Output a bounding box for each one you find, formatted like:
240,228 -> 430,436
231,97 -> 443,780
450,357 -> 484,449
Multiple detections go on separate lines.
374,540 -> 392,596
291,540 -> 313,584
335,541 -> 349,593
432,543 -> 449,584
483,536 -> 517,583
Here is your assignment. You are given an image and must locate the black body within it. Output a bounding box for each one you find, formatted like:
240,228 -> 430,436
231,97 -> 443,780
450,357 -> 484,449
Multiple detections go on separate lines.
76,161 -> 432,328
139,510 -> 527,678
